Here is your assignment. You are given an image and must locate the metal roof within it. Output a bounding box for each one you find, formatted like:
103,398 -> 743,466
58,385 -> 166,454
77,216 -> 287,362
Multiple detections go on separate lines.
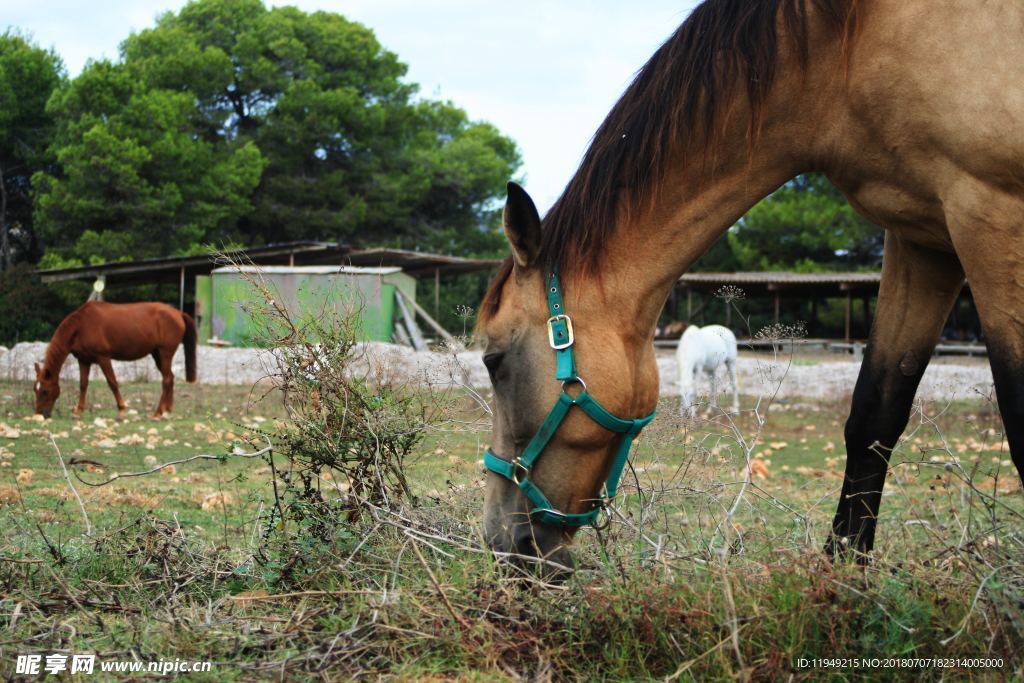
678,270 -> 882,294
213,265 -> 402,275
681,271 -> 881,285
37,242 -> 500,285
38,242 -> 346,284
342,248 -> 502,277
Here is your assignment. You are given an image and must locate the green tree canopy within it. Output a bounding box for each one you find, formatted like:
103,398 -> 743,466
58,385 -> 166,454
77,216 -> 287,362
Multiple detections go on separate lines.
723,173 -> 882,272
36,0 -> 521,265
36,62 -> 264,265
0,32 -> 64,269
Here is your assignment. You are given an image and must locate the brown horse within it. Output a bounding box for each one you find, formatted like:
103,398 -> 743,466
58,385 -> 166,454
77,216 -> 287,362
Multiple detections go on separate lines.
478,0 -> 1024,568
34,301 -> 197,419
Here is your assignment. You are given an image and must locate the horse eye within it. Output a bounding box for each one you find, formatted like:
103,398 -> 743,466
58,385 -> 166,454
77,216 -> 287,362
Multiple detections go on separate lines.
483,352 -> 505,378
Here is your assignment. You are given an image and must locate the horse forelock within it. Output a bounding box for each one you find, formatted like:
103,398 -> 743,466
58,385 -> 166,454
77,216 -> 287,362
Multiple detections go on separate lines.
537,0 -> 861,278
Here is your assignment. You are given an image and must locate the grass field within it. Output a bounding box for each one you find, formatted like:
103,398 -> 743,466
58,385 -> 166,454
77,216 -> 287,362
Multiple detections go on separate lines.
1,373 -> 1022,680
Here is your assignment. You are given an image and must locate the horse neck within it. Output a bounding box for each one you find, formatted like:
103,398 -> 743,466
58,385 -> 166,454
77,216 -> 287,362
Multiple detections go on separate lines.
44,315 -> 77,375
586,93 -> 830,345
583,159 -> 796,346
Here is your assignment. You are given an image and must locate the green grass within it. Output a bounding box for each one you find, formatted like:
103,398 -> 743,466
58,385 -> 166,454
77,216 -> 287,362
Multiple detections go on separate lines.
0,378 -> 1022,680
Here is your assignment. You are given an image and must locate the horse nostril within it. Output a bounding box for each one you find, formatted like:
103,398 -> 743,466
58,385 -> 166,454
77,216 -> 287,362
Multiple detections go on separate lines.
513,528 -> 539,557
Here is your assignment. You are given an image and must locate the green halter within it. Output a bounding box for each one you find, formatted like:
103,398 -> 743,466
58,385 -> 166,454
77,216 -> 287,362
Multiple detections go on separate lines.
483,267 -> 657,527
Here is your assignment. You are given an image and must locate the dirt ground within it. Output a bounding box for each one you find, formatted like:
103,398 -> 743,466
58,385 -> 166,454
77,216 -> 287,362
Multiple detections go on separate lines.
1,341 -> 996,403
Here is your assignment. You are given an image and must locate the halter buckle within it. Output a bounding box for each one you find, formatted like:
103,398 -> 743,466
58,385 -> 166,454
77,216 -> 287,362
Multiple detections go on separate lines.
547,314 -> 575,350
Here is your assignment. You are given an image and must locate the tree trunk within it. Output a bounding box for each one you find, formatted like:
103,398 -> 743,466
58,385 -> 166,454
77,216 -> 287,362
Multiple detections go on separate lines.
0,161 -> 9,271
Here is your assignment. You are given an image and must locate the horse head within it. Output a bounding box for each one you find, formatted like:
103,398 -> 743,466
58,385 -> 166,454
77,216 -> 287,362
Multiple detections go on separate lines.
33,361 -> 60,418
477,183 -> 659,575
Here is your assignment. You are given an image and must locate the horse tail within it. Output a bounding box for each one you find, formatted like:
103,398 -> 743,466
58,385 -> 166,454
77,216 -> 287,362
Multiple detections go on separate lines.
182,312 -> 198,383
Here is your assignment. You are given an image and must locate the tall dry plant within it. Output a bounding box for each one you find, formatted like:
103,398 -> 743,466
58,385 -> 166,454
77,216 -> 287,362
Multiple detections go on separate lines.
222,258 -> 449,550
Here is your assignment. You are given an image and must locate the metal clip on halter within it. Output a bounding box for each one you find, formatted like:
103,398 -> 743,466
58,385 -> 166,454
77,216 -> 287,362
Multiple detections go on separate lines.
483,265 -> 656,528
510,458 -> 531,485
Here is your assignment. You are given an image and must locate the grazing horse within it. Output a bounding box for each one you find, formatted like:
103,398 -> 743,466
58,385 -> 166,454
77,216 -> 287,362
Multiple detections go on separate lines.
477,0 -> 1024,568
34,301 -> 197,419
677,324 -> 739,417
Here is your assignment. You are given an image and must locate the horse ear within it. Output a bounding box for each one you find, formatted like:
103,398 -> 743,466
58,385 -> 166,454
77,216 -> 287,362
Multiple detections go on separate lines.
34,362 -> 42,379
503,182 -> 542,269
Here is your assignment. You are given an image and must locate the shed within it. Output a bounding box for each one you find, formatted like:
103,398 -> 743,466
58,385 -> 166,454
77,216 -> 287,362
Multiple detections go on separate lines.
196,265 -> 416,346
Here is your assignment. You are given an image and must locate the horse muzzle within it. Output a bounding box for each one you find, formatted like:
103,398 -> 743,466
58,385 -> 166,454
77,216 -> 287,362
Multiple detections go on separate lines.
483,492 -> 575,578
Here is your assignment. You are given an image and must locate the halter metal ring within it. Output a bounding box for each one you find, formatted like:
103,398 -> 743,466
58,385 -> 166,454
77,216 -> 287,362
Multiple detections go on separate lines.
561,376 -> 586,394
511,458 -> 531,485
592,506 -> 613,530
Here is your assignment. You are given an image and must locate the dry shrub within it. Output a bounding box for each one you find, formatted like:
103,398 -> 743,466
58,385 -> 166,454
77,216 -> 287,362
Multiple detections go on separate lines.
92,486 -> 159,508
225,260 -> 454,545
199,491 -> 235,511
0,484 -> 21,505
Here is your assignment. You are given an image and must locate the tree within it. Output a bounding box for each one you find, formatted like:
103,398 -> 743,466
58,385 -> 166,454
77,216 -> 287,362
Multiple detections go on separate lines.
725,173 -> 882,272
37,0 -> 521,265
0,32 -> 64,269
0,263 -> 65,344
35,58 -> 265,266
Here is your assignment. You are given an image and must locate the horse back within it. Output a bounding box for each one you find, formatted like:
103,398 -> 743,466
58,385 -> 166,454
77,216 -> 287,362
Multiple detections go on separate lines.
823,0 -> 1024,250
678,324 -> 737,370
66,301 -> 187,362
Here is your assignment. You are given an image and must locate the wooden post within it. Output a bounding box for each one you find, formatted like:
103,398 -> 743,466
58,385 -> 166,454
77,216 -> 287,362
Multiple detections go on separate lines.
179,266 -> 185,310
289,252 -> 295,267
844,291 -> 852,341
396,288 -> 459,347
394,291 -> 427,351
686,289 -> 693,320
434,268 -> 440,322
773,292 -> 780,324
810,298 -> 818,337
392,320 -> 412,346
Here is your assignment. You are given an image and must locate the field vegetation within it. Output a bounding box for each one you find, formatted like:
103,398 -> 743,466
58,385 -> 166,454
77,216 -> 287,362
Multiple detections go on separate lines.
1,345 -> 1021,679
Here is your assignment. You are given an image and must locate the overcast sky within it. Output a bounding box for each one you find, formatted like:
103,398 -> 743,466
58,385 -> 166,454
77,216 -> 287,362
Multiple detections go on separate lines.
5,0 -> 702,212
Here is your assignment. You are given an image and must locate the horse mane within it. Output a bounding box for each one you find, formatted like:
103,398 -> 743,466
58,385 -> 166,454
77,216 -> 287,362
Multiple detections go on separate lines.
543,0 -> 859,273
478,0 -> 860,327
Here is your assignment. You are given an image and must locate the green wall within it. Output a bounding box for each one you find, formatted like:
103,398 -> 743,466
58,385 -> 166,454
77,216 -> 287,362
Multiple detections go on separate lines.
197,267 -> 415,346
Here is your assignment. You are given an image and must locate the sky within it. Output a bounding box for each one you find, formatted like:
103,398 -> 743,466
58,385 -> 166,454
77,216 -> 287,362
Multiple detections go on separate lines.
3,0 -> 702,213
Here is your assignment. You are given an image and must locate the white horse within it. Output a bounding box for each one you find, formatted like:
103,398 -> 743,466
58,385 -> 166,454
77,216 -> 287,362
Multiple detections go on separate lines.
676,324 -> 739,417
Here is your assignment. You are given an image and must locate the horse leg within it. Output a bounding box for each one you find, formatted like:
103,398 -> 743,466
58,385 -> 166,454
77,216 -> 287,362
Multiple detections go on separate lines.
727,358 -> 739,413
826,235 -> 964,559
708,367 -> 719,412
155,348 -> 176,417
688,367 -> 700,418
678,372 -> 688,417
96,357 -> 127,419
947,222 -> 1024,482
73,359 -> 90,418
